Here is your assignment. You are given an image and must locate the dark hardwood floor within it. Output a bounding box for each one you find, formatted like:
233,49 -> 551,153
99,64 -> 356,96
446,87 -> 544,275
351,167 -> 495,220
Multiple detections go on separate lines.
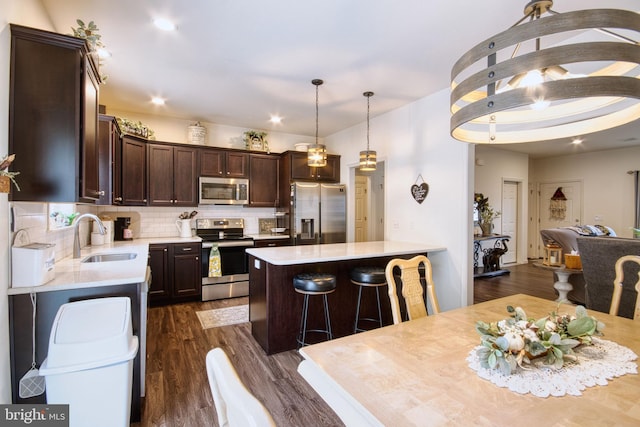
135,260 -> 557,427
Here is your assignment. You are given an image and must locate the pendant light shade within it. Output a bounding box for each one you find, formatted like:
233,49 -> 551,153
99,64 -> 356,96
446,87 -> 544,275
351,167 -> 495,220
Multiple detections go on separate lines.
450,0 -> 640,144
308,79 -> 327,167
359,91 -> 377,171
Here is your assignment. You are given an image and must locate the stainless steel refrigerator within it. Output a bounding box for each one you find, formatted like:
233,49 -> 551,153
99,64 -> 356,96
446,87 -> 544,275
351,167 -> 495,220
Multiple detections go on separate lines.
291,182 -> 346,245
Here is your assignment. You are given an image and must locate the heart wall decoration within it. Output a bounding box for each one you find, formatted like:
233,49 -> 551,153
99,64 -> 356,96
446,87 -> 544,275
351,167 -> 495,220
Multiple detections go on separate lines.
411,174 -> 429,204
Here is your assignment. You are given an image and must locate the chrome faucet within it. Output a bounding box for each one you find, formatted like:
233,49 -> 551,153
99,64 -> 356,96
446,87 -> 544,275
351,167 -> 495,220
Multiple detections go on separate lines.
72,213 -> 106,258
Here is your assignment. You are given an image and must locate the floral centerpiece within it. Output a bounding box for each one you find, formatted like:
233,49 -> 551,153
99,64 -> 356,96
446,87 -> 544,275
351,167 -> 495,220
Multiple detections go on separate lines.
475,305 -> 604,376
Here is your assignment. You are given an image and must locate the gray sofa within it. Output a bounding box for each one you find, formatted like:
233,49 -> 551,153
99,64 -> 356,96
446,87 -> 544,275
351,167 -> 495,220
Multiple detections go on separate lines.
577,236 -> 640,319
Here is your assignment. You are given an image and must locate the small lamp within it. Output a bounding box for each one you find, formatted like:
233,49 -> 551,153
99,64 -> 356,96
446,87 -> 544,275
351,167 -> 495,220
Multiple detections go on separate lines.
543,244 -> 563,267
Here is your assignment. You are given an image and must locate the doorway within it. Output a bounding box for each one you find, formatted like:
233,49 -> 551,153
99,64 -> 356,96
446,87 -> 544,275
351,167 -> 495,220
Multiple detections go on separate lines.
501,180 -> 520,264
354,162 -> 385,242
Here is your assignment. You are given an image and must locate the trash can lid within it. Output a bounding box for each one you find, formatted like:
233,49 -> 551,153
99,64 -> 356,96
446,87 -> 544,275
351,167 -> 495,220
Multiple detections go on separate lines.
41,297 -> 137,373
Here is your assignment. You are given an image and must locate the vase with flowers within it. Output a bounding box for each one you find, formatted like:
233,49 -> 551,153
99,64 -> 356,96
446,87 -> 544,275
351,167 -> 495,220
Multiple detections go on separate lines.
475,193 -> 500,235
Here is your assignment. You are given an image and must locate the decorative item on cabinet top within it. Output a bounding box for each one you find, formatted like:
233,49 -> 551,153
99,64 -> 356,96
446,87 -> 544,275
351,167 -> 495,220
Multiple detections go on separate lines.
116,117 -> 155,140
0,154 -> 20,192
69,19 -> 109,81
188,122 -> 207,145
243,130 -> 269,152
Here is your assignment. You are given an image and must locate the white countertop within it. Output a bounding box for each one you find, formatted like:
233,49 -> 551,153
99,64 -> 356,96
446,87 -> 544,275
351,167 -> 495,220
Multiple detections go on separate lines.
248,234 -> 290,240
8,240 -> 156,295
246,241 -> 446,266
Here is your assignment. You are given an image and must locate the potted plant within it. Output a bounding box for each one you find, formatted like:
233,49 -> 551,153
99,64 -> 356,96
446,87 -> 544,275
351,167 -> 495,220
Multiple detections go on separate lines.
0,154 -> 20,193
474,193 -> 500,235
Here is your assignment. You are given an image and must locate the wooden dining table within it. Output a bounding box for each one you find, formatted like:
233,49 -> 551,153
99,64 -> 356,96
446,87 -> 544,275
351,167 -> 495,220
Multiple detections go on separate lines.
298,294 -> 640,427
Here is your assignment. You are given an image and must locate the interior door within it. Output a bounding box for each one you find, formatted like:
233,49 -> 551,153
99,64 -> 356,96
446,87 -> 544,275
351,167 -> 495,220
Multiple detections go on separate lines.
501,181 -> 518,264
354,175 -> 368,242
537,181 -> 582,256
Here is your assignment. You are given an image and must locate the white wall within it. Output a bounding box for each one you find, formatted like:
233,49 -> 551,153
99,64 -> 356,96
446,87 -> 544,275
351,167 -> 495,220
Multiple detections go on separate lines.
1,0 -> 56,404
475,145 -> 530,264
530,147 -> 640,239
326,88 -> 474,311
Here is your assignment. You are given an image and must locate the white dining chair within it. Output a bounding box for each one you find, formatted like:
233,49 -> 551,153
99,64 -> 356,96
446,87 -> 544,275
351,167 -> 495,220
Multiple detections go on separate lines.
205,348 -> 276,427
609,255 -> 640,320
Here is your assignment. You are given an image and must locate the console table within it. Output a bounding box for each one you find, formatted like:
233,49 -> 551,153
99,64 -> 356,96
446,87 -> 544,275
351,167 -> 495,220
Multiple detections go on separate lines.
473,234 -> 511,278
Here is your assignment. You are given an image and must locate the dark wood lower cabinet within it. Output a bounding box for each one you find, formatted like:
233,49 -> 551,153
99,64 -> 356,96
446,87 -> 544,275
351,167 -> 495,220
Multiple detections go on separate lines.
149,242 -> 201,305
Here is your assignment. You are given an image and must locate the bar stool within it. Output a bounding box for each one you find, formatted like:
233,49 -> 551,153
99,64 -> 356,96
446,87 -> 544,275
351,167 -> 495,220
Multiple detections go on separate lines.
351,267 -> 387,333
294,273 -> 337,348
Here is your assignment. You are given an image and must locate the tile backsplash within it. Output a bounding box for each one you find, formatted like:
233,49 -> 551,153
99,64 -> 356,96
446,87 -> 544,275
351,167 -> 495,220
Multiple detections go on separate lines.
8,202 -> 278,265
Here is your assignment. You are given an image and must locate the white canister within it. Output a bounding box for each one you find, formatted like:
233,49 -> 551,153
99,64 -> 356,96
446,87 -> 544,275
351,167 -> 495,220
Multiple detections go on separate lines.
91,232 -> 105,246
187,122 -> 206,145
93,220 -> 114,242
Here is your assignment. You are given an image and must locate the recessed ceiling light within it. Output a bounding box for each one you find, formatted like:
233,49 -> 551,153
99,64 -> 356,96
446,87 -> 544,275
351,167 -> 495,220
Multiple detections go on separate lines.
572,138 -> 583,145
151,97 -> 165,106
153,17 -> 176,31
269,115 -> 282,124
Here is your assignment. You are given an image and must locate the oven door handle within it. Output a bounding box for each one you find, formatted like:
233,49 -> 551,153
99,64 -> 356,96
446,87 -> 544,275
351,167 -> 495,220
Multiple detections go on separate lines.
202,240 -> 254,249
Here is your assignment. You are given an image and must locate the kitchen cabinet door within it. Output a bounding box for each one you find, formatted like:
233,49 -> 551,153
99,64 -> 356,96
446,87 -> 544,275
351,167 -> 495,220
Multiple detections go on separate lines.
147,144 -> 174,206
120,136 -> 148,205
148,144 -> 197,206
148,244 -> 170,304
97,115 -> 120,205
248,154 -> 279,207
173,146 -> 198,206
9,24 -> 101,203
200,148 -> 248,178
171,243 -> 201,298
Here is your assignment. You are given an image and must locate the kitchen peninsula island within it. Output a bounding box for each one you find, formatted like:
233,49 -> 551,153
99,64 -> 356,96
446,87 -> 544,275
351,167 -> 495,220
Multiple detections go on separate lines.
246,241 -> 446,354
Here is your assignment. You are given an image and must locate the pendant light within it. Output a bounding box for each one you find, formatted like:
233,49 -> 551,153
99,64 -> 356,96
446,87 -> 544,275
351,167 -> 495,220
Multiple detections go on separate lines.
450,0 -> 640,144
359,91 -> 377,171
307,79 -> 327,167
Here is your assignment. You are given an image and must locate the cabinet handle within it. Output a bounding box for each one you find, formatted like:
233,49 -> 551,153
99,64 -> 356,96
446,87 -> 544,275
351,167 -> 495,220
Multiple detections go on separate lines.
164,248 -> 167,252
196,257 -> 199,261
115,197 -> 123,202
98,190 -> 105,196
182,247 -> 192,251
143,199 -> 147,203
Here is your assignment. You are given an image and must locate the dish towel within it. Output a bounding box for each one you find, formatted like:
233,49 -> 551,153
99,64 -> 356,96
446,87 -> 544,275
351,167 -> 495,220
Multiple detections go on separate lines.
208,244 -> 222,277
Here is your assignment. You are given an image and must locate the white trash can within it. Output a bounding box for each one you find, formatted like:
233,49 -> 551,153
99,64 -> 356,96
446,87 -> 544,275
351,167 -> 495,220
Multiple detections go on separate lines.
40,297 -> 139,427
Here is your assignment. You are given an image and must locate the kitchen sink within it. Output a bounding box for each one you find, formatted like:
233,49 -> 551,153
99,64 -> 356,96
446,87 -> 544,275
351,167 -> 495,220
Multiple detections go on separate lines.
81,252 -> 138,263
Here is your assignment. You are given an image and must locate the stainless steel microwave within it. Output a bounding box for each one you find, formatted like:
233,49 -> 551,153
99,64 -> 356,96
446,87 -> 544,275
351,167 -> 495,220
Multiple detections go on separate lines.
199,177 -> 249,205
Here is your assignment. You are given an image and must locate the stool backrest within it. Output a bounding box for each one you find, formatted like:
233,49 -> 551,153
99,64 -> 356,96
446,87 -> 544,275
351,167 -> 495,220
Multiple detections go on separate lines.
385,255 -> 440,324
609,255 -> 640,320
206,348 -> 276,427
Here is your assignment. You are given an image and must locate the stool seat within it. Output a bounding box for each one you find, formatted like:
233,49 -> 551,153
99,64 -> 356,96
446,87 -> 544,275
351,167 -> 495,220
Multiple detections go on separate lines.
350,267 -> 386,285
294,273 -> 337,294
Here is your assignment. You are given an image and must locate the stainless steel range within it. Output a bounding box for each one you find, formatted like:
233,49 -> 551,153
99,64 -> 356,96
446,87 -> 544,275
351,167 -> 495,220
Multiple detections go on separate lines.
196,218 -> 254,301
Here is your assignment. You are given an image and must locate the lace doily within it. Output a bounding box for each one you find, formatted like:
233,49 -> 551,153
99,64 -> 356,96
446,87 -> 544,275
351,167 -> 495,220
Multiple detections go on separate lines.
467,338 -> 638,397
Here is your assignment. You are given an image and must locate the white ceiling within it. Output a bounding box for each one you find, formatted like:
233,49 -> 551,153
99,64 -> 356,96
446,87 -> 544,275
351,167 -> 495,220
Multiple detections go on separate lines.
39,0 -> 639,159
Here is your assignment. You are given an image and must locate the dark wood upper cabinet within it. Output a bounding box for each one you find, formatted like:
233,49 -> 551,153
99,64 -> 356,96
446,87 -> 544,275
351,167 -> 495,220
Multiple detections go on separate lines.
248,154 -> 280,207
119,135 -> 147,205
9,24 -> 100,203
200,148 -> 248,178
97,114 -> 120,205
281,151 -> 340,182
147,143 -> 197,206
